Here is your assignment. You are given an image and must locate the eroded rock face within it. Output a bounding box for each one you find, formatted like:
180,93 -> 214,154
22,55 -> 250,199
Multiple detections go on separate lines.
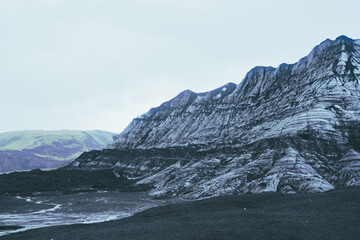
68,36 -> 360,199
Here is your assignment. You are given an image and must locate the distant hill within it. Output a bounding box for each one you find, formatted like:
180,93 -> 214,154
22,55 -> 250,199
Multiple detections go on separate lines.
0,130 -> 116,172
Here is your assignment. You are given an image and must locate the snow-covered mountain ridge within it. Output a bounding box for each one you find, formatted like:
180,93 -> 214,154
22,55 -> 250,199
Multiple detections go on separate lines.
68,35 -> 360,199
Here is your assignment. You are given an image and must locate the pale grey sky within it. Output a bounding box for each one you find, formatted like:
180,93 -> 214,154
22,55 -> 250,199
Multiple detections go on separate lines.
1,0 -> 359,133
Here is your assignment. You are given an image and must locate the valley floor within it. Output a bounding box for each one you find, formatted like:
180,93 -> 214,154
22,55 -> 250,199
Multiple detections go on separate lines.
2,187 -> 360,240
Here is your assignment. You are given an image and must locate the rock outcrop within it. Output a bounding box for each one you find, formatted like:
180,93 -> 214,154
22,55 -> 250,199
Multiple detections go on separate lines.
68,36 -> 360,199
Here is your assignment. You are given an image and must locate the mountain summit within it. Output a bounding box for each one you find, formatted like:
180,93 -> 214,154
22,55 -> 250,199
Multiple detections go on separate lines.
68,36 -> 360,199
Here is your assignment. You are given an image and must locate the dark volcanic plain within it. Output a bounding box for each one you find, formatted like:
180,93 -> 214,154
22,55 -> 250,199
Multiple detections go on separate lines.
2,187 -> 360,240
0,169 -> 149,195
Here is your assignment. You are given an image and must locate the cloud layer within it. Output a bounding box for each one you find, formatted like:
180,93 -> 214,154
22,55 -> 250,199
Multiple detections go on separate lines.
1,0 -> 359,133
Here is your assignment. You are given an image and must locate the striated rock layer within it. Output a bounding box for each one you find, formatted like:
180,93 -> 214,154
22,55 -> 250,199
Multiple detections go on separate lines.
68,36 -> 360,199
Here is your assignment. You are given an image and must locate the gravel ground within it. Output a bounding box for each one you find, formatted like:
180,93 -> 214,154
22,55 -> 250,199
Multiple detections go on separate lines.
2,187 -> 360,240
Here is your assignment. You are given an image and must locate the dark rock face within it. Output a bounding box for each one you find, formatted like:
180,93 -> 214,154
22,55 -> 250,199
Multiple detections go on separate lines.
68,36 -> 360,199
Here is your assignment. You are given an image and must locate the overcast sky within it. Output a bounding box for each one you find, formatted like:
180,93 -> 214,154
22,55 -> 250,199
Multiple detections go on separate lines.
0,0 -> 359,134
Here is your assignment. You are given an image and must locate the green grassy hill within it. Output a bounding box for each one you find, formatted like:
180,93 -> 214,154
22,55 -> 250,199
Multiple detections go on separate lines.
0,130 -> 116,172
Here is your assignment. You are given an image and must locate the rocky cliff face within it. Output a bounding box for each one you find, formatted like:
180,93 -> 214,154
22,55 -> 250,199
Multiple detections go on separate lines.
68,36 -> 360,199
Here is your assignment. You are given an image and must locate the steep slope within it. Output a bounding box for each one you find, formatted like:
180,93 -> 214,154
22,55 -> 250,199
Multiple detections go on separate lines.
0,130 -> 116,172
68,36 -> 360,199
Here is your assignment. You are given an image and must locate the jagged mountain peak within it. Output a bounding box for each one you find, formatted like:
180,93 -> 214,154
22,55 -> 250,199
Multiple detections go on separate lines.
112,35 -> 360,150
335,34 -> 356,44
134,82 -> 238,120
70,36 -> 360,199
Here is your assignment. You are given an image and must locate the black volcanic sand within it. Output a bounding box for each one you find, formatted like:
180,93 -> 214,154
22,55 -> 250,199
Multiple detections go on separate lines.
0,226 -> 23,231
0,169 -> 149,195
2,187 -> 360,240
